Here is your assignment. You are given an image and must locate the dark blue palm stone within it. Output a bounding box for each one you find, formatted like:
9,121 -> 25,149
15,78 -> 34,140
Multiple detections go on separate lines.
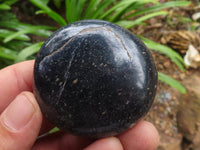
34,19 -> 157,138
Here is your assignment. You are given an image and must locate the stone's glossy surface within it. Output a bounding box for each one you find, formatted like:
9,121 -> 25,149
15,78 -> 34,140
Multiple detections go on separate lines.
34,19 -> 157,138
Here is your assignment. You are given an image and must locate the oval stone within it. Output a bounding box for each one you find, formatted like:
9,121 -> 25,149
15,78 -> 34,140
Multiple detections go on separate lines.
34,19 -> 157,138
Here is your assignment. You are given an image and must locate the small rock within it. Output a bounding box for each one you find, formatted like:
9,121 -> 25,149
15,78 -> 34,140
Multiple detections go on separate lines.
176,74 -> 200,148
184,44 -> 200,69
192,12 -> 200,20
34,19 -> 158,138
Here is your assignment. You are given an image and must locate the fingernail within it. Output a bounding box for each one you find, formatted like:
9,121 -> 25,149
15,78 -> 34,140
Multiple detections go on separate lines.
2,94 -> 35,131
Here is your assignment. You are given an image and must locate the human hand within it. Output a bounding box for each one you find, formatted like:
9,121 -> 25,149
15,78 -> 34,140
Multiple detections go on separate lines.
0,60 -> 159,150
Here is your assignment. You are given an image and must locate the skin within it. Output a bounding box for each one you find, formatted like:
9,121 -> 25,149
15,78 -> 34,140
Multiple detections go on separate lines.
0,60 -> 159,150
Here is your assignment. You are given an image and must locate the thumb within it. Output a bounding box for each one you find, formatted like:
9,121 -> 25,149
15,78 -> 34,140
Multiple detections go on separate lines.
0,92 -> 42,150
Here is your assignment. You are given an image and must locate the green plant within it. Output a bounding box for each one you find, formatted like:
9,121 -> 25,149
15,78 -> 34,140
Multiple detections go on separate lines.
29,0 -> 190,93
0,0 -> 18,10
0,0 -> 54,67
158,72 -> 186,94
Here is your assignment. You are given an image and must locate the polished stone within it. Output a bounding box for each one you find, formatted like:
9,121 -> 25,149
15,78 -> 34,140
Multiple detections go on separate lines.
34,19 -> 157,138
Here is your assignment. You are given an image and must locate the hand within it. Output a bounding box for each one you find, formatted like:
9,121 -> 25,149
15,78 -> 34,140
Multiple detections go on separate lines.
0,60 -> 159,150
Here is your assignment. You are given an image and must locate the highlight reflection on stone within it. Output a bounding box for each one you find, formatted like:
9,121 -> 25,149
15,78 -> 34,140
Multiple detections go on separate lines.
34,20 -> 157,138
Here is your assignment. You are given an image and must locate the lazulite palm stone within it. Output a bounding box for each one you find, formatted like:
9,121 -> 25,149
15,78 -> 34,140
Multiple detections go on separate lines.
34,20 -> 157,138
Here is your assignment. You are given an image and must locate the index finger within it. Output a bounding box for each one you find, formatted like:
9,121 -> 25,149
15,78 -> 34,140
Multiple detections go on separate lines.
0,60 -> 34,113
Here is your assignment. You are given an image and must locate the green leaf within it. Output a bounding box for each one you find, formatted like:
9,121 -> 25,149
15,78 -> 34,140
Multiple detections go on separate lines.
0,0 -> 18,6
41,0 -> 49,5
138,36 -> 185,72
30,0 -> 67,26
1,41 -> 32,51
3,26 -> 53,43
0,3 -> 11,10
91,0 -> 115,19
158,72 -> 186,94
109,0 -> 157,22
116,11 -> 167,28
125,1 -> 191,19
65,0 -> 87,23
75,0 -> 87,21
35,10 -> 46,15
82,0 -> 102,19
15,42 -> 43,62
0,21 -> 29,31
0,46 -> 17,60
0,29 -> 30,41
99,0 -> 157,20
99,0 -> 134,20
0,21 -> 55,31
49,127 -> 60,134
65,0 -> 72,23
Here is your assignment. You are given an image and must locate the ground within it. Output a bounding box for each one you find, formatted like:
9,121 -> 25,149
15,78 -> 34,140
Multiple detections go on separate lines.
137,4 -> 200,150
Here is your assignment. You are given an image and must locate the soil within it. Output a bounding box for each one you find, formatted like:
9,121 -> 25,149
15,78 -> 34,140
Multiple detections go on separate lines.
12,1 -> 200,149
136,3 -> 200,149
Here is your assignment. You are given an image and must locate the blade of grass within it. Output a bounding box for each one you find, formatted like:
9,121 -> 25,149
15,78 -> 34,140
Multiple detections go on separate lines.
82,0 -> 101,19
49,127 -> 60,134
139,36 -> 185,72
158,72 -> 186,94
66,0 -> 73,23
109,1 -> 137,22
15,42 -> 43,62
116,11 -> 167,29
0,21 -> 23,30
69,0 -> 77,23
75,0 -> 87,21
3,26 -> 53,43
30,0 -> 67,26
99,0 -> 157,20
0,21 -> 56,31
2,41 -> 32,51
0,29 -> 30,41
0,3 -> 11,10
109,0 -> 157,22
35,10 -> 46,15
2,0 -> 18,6
65,0 -> 87,23
91,0 -> 115,19
125,1 -> 191,19
0,46 -> 17,60
99,0 -> 135,20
